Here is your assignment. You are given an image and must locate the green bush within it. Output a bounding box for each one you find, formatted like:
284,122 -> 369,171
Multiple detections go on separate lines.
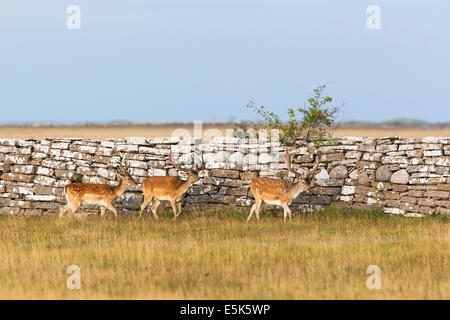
247,85 -> 342,145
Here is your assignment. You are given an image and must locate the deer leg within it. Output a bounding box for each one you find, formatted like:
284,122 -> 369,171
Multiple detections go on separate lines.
170,199 -> 178,220
255,199 -> 262,220
67,199 -> 80,218
281,203 -> 287,222
281,203 -> 291,222
100,207 -> 106,217
247,204 -> 256,221
61,196 -> 78,218
60,192 -> 71,218
176,201 -> 183,218
104,202 -> 118,218
150,199 -> 160,220
247,199 -> 261,221
139,194 -> 153,219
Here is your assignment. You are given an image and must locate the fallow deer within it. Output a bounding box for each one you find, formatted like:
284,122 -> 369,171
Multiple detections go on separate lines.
247,150 -> 321,222
59,165 -> 137,218
139,152 -> 205,219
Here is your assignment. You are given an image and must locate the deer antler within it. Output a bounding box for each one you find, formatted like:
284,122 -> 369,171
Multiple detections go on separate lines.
194,152 -> 205,172
307,151 -> 322,179
117,164 -> 126,176
285,151 -> 301,177
168,152 -> 185,172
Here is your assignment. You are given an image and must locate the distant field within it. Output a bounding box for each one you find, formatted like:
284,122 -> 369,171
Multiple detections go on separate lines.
0,207 -> 447,299
0,124 -> 449,140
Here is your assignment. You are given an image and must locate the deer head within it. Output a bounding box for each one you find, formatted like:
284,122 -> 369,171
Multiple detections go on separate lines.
117,163 -> 138,186
284,150 -> 322,192
168,151 -> 205,183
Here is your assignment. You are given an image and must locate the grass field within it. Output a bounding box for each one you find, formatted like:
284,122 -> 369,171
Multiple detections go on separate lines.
0,207 -> 448,300
0,125 -> 449,140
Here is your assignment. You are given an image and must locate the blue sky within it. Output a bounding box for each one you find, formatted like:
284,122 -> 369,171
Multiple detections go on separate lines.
0,0 -> 449,123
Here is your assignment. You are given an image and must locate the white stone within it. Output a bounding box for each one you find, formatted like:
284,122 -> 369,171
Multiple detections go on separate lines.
126,137 -> 148,145
12,165 -> 35,175
341,186 -> 355,195
139,147 -> 170,155
126,160 -> 147,169
228,152 -> 245,164
215,151 -> 230,163
34,176 -> 56,186
259,169 -> 278,177
110,156 -> 121,164
147,137 -> 181,144
258,153 -> 273,164
349,169 -> 359,179
314,168 -> 329,180
116,144 -> 138,152
404,213 -> 425,218
5,155 -> 29,165
101,141 -> 115,148
129,168 -> 147,177
384,207 -> 405,215
424,150 -> 442,157
25,195 -> 56,201
60,150 -> 77,158
335,145 -> 358,150
171,145 -> 194,153
85,176 -> 105,184
148,168 -> 166,176
342,136 -> 364,143
345,151 -> 362,159
421,144 -> 441,150
422,137 -> 439,143
79,146 -> 97,154
17,187 -> 31,195
0,138 -> 19,146
51,143 -> 69,149
390,169 -> 410,184
424,157 -> 449,166
98,168 -> 116,179
339,195 -> 353,202
34,145 -> 50,153
243,154 -> 258,165
202,153 -> 216,165
50,149 -> 61,157
398,144 -> 415,151
296,147 -> 309,154
382,156 -> 408,165
178,153 -> 194,165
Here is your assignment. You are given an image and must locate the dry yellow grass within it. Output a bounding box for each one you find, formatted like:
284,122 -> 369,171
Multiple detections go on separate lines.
0,125 -> 448,140
0,207 -> 448,300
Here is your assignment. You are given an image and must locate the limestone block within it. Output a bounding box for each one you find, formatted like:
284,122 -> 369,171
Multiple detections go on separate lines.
390,169 -> 409,184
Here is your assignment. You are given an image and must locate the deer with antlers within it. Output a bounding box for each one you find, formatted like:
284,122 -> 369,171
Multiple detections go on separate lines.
247,150 -> 321,222
59,164 -> 137,218
139,152 -> 205,220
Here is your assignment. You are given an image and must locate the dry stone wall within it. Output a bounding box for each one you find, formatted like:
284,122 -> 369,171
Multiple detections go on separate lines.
0,136 -> 449,217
